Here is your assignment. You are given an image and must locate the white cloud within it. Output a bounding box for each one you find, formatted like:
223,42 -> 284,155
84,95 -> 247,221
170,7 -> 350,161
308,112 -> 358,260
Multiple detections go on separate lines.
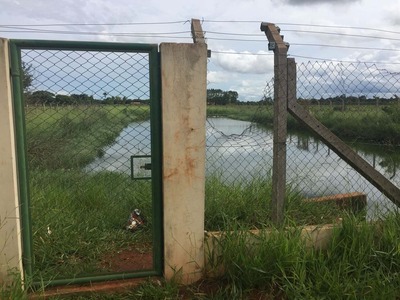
213,50 -> 273,74
278,0 -> 360,5
207,70 -> 231,84
236,78 -> 270,101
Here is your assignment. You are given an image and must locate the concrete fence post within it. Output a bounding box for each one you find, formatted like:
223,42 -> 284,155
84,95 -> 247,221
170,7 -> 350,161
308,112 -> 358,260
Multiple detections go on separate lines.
160,42 -> 207,284
0,38 -> 24,283
261,23 -> 289,225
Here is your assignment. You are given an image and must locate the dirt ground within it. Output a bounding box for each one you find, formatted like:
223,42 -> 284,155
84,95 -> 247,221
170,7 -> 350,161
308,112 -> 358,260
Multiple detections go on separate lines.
100,244 -> 153,272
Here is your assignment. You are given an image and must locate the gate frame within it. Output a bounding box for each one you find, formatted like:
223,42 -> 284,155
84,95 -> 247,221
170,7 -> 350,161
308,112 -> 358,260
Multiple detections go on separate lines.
9,39 -> 163,287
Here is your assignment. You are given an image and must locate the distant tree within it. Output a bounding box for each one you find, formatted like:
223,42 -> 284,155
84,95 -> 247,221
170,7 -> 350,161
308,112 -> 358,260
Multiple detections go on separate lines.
55,94 -> 72,105
21,62 -> 34,93
207,89 -> 239,105
71,93 -> 94,104
29,90 -> 55,104
226,91 -> 238,104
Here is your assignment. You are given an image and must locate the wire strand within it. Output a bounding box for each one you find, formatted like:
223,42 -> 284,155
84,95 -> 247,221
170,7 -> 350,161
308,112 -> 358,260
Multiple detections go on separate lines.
288,54 -> 400,65
0,20 -> 190,27
283,29 -> 400,42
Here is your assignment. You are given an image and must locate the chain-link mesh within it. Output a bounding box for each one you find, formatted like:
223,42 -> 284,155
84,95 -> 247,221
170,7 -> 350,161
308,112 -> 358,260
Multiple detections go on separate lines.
205,62 -> 400,229
293,61 -> 400,218
22,48 -> 155,280
205,79 -> 277,230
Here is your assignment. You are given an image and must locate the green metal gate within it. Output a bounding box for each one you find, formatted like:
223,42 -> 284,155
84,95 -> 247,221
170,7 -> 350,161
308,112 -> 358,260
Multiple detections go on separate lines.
10,40 -> 163,287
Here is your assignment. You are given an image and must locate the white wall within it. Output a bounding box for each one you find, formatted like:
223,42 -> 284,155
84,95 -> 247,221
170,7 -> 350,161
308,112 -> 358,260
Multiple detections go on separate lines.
0,38 -> 23,283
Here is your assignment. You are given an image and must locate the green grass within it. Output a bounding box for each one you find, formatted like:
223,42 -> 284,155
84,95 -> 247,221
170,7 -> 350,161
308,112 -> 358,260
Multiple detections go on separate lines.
30,170 -> 153,280
203,213 -> 400,299
22,214 -> 398,299
28,170 -> 344,281
0,271 -> 26,300
207,105 -> 267,122
205,174 -> 345,231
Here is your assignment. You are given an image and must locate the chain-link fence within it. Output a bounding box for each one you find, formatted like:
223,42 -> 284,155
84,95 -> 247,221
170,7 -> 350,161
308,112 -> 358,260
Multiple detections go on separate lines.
19,44 -> 160,282
205,61 -> 400,228
292,61 -> 400,218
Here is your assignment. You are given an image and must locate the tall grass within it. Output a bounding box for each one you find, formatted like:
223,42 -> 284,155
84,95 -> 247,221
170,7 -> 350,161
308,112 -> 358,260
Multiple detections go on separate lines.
38,214 -> 400,299
30,171 -> 344,280
205,213 -> 400,299
30,170 -> 153,280
0,272 -> 26,300
205,174 -> 345,231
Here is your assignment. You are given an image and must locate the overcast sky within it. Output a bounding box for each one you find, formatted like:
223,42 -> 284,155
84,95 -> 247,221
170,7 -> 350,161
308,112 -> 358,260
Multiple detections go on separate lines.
1,0 -> 399,101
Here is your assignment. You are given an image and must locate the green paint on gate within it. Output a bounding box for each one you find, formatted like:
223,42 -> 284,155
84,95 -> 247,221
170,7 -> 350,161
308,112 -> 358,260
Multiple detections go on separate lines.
10,40 -> 163,288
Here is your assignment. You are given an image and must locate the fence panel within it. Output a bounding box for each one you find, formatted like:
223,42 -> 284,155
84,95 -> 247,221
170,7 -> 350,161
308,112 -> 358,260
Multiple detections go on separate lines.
292,61 -> 400,218
205,59 -> 400,228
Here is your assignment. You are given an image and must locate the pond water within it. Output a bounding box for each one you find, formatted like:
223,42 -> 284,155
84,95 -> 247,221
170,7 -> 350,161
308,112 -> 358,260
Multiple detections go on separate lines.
85,121 -> 152,178
87,117 -> 400,218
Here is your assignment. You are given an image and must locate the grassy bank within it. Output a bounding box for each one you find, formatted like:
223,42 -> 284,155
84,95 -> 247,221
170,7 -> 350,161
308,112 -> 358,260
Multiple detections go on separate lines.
208,104 -> 400,145
26,105 -> 149,170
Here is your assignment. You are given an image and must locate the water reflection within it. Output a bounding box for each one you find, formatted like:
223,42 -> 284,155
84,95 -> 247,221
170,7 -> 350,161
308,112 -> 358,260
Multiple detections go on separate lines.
206,118 -> 400,218
87,117 -> 400,217
85,121 -> 151,178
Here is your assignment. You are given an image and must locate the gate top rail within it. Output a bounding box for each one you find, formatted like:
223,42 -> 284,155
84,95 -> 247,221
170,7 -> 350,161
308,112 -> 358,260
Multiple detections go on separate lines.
10,39 -> 158,52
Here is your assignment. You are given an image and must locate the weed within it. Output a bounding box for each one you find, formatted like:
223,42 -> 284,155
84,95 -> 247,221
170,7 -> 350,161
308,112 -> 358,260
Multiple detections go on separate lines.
0,271 -> 27,300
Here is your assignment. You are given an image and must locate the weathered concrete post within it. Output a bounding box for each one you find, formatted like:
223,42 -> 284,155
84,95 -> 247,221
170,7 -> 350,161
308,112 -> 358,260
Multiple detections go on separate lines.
261,23 -> 289,225
160,42 -> 207,284
0,38 -> 24,283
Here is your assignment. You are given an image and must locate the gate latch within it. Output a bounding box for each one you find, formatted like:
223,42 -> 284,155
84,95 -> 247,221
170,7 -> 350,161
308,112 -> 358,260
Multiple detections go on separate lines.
131,155 -> 152,180
140,163 -> 152,170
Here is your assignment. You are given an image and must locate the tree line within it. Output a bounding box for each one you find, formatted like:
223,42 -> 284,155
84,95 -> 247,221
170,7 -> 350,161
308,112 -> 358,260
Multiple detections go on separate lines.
298,94 -> 400,106
24,88 -> 239,106
207,89 -> 239,105
25,90 -> 149,105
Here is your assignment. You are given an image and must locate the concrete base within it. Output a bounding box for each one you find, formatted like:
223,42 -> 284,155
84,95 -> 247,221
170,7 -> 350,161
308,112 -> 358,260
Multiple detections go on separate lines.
204,223 -> 341,277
